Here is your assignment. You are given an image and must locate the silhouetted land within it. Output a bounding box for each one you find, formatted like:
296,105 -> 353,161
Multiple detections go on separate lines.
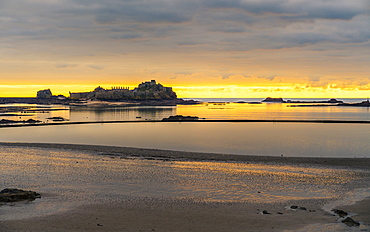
0,97 -> 199,106
0,97 -> 73,104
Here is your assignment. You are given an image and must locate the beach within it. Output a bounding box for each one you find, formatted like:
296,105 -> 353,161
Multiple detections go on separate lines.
0,143 -> 369,231
0,198 -> 361,232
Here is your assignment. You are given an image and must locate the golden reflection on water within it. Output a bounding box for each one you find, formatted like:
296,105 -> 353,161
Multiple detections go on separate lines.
2,122 -> 368,158
3,101 -> 368,123
176,102 -> 369,120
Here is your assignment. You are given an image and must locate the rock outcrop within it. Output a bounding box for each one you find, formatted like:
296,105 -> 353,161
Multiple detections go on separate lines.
332,209 -> 348,217
262,97 -> 285,103
162,115 -> 199,121
342,217 -> 360,227
0,119 -> 41,125
0,188 -> 41,202
331,209 -> 361,227
37,89 -> 53,98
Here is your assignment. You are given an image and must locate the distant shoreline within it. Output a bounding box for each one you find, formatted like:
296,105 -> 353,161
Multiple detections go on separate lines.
1,97 -> 369,106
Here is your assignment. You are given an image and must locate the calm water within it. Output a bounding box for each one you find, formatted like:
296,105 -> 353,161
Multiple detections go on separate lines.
0,98 -> 369,158
1,122 -> 369,158
1,99 -> 370,231
1,98 -> 369,122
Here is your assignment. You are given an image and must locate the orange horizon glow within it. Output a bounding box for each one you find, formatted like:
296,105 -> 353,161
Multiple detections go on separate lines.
1,82 -> 369,99
1,70 -> 369,99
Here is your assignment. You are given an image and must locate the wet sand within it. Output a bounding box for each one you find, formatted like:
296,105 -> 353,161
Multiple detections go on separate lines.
1,198 -> 369,232
0,199 -> 343,232
0,142 -> 369,232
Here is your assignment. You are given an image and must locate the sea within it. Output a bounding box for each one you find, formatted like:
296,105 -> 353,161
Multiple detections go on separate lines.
0,98 -> 369,158
1,98 -> 370,231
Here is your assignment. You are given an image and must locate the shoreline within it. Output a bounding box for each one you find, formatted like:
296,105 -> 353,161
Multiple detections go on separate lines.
1,142 -> 370,169
0,142 -> 369,231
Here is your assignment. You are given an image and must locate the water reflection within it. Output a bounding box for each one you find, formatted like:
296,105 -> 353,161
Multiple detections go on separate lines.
1,102 -> 369,123
69,106 -> 175,121
1,122 -> 369,158
177,103 -> 370,121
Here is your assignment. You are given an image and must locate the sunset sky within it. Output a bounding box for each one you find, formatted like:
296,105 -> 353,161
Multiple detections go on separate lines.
1,0 -> 369,98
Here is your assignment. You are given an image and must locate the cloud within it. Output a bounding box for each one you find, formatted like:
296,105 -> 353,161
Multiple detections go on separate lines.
206,0 -> 367,20
112,33 -> 142,40
243,75 -> 279,81
55,64 -> 78,68
208,24 -> 247,33
86,64 -> 104,70
2,0 -> 369,50
177,41 -> 207,47
0,0 -> 369,90
67,0 -> 195,24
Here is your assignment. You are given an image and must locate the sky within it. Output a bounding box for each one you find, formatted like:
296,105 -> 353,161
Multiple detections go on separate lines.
0,0 -> 369,98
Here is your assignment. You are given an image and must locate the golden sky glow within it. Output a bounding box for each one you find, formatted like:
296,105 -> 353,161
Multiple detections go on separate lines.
0,0 -> 369,98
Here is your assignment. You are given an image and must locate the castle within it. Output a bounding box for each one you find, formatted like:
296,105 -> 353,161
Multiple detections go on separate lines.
69,80 -> 177,101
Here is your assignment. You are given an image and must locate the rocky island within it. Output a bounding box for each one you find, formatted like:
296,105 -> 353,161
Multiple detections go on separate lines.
68,80 -> 199,106
70,80 -> 176,101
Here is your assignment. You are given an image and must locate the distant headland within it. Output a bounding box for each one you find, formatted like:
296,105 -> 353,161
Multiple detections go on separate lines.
258,97 -> 370,107
261,97 -> 344,104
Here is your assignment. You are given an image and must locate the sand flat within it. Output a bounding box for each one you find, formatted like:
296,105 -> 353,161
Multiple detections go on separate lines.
0,142 -> 369,232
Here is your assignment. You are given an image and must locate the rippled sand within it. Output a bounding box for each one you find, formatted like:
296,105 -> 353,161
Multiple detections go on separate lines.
0,143 -> 369,231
